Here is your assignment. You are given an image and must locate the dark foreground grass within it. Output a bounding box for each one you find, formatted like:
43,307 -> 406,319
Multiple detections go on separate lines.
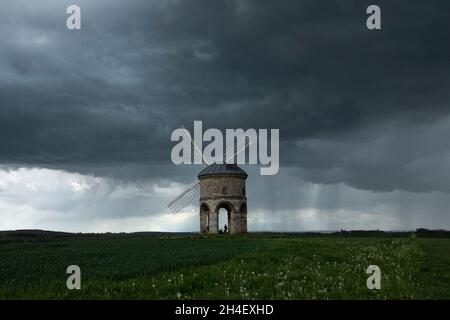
0,234 -> 449,299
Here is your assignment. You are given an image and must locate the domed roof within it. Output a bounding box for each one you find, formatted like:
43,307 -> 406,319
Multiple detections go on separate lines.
198,164 -> 248,178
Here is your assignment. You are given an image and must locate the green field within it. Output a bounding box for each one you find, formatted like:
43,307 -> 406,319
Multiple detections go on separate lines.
0,232 -> 449,299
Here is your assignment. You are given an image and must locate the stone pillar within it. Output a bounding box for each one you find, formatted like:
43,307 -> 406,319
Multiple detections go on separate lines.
209,211 -> 218,233
238,201 -> 247,234
240,212 -> 247,233
229,211 -> 239,234
200,211 -> 207,233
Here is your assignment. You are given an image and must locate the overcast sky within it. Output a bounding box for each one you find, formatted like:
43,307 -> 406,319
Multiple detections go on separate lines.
0,0 -> 449,232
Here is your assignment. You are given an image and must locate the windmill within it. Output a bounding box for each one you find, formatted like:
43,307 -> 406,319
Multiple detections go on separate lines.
167,132 -> 251,214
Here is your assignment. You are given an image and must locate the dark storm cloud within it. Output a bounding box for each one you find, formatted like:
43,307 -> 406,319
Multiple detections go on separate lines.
1,0 -> 450,194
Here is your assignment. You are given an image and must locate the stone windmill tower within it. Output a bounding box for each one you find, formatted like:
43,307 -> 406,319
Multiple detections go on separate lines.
198,164 -> 247,234
168,141 -> 249,234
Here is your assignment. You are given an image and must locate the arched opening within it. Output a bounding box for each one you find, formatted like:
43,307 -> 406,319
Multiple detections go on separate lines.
218,208 -> 229,233
216,202 -> 233,234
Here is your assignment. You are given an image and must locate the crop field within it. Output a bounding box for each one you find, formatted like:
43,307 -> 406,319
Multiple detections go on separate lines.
0,232 -> 449,299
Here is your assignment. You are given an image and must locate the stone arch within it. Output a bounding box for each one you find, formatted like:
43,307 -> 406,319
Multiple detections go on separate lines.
200,202 -> 210,233
215,201 -> 235,215
215,201 -> 234,233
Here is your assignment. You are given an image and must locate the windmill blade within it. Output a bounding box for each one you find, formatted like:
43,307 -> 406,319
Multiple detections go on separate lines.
223,140 -> 247,163
180,124 -> 210,165
167,181 -> 200,213
224,139 -> 252,164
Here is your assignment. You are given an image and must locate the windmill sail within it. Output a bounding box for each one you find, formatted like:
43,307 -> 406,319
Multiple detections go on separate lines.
223,139 -> 251,164
167,182 -> 200,213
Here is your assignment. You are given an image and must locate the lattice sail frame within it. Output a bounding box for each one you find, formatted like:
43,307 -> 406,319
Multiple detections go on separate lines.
167,182 -> 200,213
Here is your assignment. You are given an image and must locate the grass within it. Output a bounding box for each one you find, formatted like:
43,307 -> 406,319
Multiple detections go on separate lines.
415,238 -> 450,299
0,233 -> 449,299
